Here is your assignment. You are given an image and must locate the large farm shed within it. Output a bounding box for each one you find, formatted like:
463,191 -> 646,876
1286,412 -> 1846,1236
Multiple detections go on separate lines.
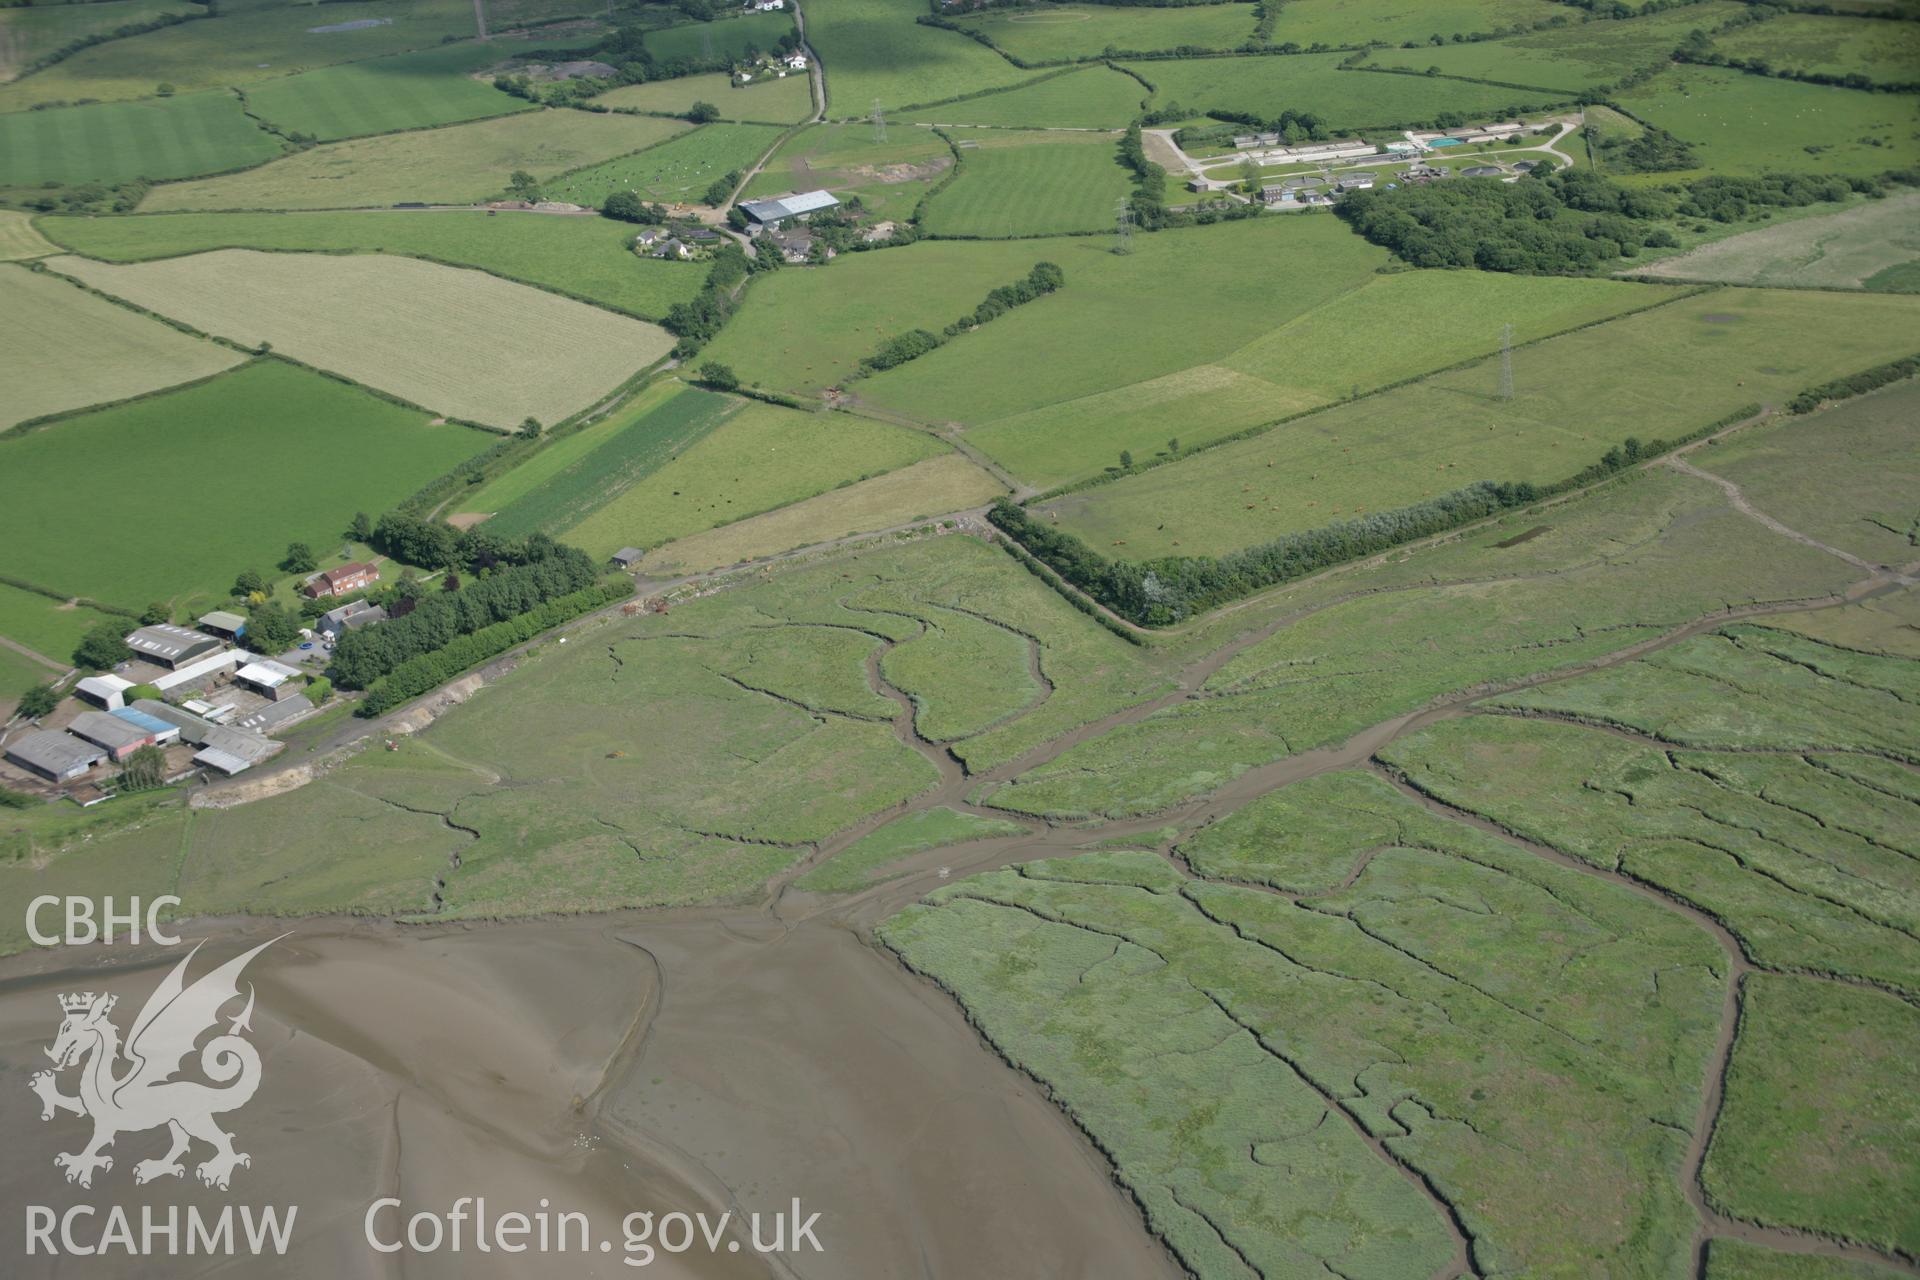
67,710 -> 154,761
5,731 -> 106,783
740,190 -> 838,229
125,624 -> 224,669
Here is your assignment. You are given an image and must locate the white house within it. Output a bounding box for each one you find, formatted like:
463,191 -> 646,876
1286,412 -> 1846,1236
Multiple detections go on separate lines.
748,0 -> 784,9
783,51 -> 808,70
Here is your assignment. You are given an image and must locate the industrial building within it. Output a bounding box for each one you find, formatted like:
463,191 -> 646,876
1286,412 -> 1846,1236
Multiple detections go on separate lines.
124,624 -> 223,669
5,730 -> 106,783
130,700 -> 278,775
739,190 -> 839,230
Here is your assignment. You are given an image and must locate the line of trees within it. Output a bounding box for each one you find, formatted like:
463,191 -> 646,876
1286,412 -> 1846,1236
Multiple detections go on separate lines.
859,262 -> 1064,372
331,544 -> 601,689
663,243 -> 755,356
356,580 -> 633,716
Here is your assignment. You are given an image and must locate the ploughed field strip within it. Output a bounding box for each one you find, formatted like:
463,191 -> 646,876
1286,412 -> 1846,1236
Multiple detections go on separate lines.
44,250 -> 674,430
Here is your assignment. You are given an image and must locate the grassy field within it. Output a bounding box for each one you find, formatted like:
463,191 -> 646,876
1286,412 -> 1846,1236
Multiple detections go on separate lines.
1123,53 -> 1572,129
801,0 -> 1030,114
949,5 -> 1257,63
0,209 -> 54,259
563,400 -> 948,559
0,0 -> 199,83
0,91 -> 282,187
1615,66 -> 1920,181
988,457 -> 1858,820
543,122 -> 784,206
0,262 -> 244,428
967,270 -> 1658,489
1269,0 -> 1564,47
1633,190 -> 1920,291
480,383 -> 744,540
1713,13 -> 1920,86
0,0 -> 559,110
1696,378 -> 1920,566
0,582 -> 119,667
711,216 -> 1386,409
37,208 -> 710,320
1360,3 -> 1748,92
794,806 -> 1027,893
139,110 -> 688,211
1039,288 -> 1920,557
737,121 -> 952,220
642,11 -> 795,63
48,249 -> 673,429
1705,975 -> 1920,1254
920,130 -> 1131,238
905,66 -> 1147,130
0,360 -> 488,610
638,454 -> 1006,573
242,42 -> 535,142
882,774 -> 1724,1275
595,70 -> 813,123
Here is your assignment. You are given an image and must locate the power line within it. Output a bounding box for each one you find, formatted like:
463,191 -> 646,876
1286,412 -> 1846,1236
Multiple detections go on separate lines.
1499,322 -> 1514,401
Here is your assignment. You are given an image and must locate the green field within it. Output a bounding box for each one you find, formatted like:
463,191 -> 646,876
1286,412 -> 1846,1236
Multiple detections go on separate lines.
642,11 -> 795,63
1616,66 -> 1920,181
543,121 -> 784,206
37,207 -> 710,320
1039,288 -> 1920,558
738,121 -> 953,220
1124,53 -> 1572,129
639,454 -> 1005,573
49,249 -> 674,429
140,109 -> 688,211
562,399 -> 948,558
0,261 -> 244,429
595,70 -> 814,123
1635,190 -> 1920,291
0,360 -> 489,610
1269,0 -> 1565,47
0,582 -> 120,667
480,383 -> 744,540
242,42 -> 535,142
0,0 -> 570,110
1360,2 -> 1748,91
801,0 -> 1030,113
708,216 -> 1386,410
1707,1242 -> 1910,1280
920,130 -> 1131,237
967,270 -> 1658,489
1705,975 -> 1920,1254
949,5 -> 1257,63
904,66 -> 1147,130
0,91 -> 282,187
0,0 -> 199,83
1713,13 -> 1920,87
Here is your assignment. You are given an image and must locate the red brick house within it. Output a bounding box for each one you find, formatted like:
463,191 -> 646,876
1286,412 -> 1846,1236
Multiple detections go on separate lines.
303,562 -> 381,599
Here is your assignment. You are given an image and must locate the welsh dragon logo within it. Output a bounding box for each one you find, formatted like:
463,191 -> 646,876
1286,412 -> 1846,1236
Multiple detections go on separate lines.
30,937 -> 282,1191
